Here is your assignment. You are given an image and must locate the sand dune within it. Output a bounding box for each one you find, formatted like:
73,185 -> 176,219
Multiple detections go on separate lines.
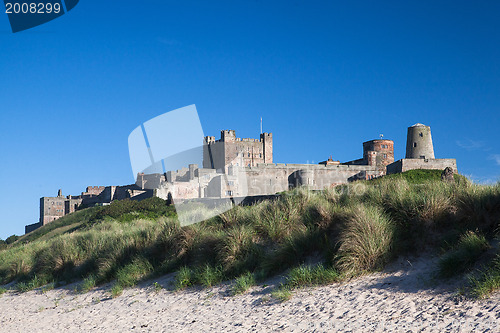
1,256 -> 498,332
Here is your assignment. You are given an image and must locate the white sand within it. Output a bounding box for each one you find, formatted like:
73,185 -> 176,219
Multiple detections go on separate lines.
1,256 -> 498,332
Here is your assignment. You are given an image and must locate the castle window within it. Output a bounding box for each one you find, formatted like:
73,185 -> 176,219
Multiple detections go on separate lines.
228,181 -> 234,186
383,154 -> 387,159
260,153 -> 262,158
248,153 -> 250,157
413,142 -> 417,148
226,190 -> 233,196
419,132 -> 423,137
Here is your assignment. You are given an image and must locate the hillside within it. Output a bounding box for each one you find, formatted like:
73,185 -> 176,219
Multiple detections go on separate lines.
1,170 -> 499,300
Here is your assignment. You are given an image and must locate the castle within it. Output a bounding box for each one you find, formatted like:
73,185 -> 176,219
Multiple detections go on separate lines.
25,123 -> 457,233
25,185 -> 154,233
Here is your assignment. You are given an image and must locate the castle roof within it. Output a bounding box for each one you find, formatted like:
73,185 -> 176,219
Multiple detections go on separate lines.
410,123 -> 427,127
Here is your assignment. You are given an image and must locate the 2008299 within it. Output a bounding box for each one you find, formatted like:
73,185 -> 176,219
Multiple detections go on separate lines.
5,2 -> 61,14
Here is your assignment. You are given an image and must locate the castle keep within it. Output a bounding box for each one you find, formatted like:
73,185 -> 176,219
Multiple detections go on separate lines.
203,130 -> 273,171
26,123 -> 457,233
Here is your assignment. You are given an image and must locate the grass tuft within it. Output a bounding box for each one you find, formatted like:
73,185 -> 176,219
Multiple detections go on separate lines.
79,275 -> 97,293
469,254 -> 500,298
16,274 -> 50,293
336,205 -> 395,275
174,267 -> 193,290
115,257 -> 153,288
438,231 -> 490,278
285,264 -> 340,289
111,284 -> 123,298
271,286 -> 292,302
195,265 -> 225,288
231,272 -> 256,295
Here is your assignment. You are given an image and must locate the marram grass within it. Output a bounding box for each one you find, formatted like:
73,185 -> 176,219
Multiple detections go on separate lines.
1,171 -> 500,298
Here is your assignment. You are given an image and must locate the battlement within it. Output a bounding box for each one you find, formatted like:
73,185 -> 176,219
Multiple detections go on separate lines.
239,138 -> 260,142
204,136 -> 216,143
205,130 -> 272,143
203,129 -> 273,170
84,186 -> 106,196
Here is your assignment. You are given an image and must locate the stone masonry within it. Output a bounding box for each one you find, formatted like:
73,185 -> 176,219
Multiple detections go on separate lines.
26,123 -> 457,234
203,130 -> 273,172
387,123 -> 457,174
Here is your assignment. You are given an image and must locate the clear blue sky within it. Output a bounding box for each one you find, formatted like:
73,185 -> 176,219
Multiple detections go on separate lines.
1,1 -> 500,239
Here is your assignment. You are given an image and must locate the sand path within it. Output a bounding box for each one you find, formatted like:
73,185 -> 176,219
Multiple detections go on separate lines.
1,256 -> 498,332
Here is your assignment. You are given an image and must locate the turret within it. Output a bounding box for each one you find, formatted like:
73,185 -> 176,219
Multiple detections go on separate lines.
405,123 -> 435,159
260,132 -> 273,163
362,139 -> 394,168
221,130 -> 236,142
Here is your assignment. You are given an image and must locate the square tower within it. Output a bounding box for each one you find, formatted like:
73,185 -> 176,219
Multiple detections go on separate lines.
203,130 -> 273,171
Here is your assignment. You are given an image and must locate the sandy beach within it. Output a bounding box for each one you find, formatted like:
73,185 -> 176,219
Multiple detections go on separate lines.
1,256 -> 498,332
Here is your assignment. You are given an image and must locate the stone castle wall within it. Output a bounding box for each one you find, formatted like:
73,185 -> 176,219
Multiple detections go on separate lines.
28,124 -> 458,235
387,158 -> 457,175
154,162 -> 385,202
204,130 -> 272,171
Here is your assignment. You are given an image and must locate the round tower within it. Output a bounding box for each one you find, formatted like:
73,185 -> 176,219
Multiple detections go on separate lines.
362,139 -> 394,168
298,169 -> 315,188
405,123 -> 435,159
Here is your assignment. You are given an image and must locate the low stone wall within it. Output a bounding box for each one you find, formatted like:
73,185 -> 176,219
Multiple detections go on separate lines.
387,158 -> 457,174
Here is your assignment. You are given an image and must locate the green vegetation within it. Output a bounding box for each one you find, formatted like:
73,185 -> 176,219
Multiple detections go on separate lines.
16,275 -> 51,292
469,253 -> 500,298
370,169 -> 467,185
115,256 -> 153,288
271,287 -> 292,302
0,234 -> 20,250
438,231 -> 490,278
1,170 -> 499,299
89,197 -> 176,224
5,235 -> 19,244
231,272 -> 256,295
283,264 -> 340,289
271,264 -> 340,301
0,287 -> 7,295
153,281 -> 163,292
336,205 -> 394,275
174,266 -> 194,290
111,284 -> 123,298
16,207 -> 102,244
174,265 -> 225,289
79,275 -> 97,293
